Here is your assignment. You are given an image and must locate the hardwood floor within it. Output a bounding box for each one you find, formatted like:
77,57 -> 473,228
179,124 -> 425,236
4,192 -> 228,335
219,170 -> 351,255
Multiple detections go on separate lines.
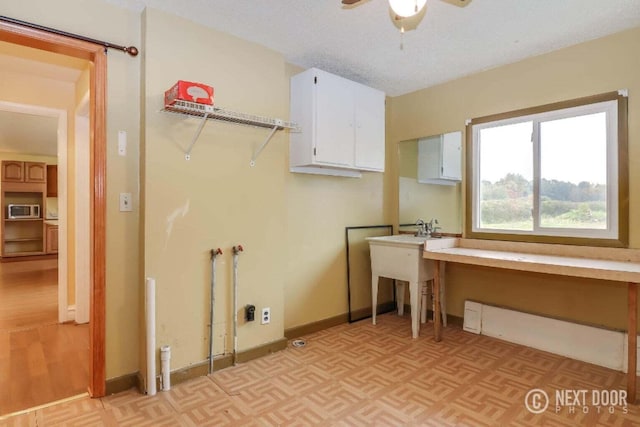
0,259 -> 89,416
0,259 -> 57,331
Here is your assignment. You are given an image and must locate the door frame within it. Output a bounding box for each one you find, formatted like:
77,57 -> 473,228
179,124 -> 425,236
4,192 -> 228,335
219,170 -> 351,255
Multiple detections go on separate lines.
0,20 -> 107,397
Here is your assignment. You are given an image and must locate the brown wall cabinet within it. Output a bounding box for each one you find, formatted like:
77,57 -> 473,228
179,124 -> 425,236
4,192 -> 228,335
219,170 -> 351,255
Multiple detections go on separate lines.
1,161 -> 47,257
46,165 -> 58,197
1,161 -> 46,183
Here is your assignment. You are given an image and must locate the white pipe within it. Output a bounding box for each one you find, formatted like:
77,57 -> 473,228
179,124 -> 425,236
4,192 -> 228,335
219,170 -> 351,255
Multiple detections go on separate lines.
232,245 -> 243,365
160,345 -> 171,391
145,277 -> 157,396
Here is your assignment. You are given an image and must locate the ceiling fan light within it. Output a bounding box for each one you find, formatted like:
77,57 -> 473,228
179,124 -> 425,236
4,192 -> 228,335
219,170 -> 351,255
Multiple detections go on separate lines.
389,0 -> 427,18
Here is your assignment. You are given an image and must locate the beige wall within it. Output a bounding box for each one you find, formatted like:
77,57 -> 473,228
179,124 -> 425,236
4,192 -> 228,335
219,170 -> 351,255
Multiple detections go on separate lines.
389,26 -> 640,330
143,8 -> 289,371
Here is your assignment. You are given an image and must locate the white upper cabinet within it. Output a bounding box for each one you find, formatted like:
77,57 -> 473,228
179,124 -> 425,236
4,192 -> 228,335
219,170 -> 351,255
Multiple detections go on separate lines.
418,131 -> 462,185
290,68 -> 385,177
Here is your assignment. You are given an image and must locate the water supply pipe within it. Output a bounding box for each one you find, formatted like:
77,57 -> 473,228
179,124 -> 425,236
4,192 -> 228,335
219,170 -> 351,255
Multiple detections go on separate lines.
160,345 -> 171,391
232,245 -> 244,365
209,247 -> 223,374
145,277 -> 157,396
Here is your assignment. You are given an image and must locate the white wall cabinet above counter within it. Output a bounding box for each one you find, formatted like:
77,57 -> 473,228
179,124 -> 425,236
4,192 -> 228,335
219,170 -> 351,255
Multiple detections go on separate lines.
418,131 -> 462,185
289,68 -> 385,177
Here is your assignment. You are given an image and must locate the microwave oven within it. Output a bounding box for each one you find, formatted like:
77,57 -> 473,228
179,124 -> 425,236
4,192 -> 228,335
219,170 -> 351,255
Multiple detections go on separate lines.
7,204 -> 40,219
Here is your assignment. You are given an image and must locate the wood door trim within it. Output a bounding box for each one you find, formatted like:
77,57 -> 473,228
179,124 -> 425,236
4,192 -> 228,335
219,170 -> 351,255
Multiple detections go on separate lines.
0,19 -> 107,397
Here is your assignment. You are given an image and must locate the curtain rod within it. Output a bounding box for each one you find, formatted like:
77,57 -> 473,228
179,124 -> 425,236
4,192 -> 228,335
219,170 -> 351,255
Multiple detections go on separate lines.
0,15 -> 139,57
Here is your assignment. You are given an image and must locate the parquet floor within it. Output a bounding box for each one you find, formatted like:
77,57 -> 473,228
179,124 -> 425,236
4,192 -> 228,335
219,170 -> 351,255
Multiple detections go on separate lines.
3,313 -> 640,426
0,259 -> 89,415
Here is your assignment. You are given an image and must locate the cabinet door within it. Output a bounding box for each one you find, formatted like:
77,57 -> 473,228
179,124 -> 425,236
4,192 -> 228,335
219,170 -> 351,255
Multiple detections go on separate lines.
314,71 -> 355,167
2,161 -> 24,182
441,132 -> 462,180
46,225 -> 59,253
417,136 -> 442,183
25,162 -> 46,183
47,165 -> 58,197
354,84 -> 385,171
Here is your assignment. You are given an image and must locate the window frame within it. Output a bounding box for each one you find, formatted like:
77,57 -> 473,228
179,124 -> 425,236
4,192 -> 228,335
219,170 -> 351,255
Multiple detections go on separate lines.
465,91 -> 628,247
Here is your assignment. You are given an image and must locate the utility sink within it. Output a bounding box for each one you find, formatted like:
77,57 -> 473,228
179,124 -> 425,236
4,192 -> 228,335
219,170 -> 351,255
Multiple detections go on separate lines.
366,234 -> 439,247
367,234 -> 438,339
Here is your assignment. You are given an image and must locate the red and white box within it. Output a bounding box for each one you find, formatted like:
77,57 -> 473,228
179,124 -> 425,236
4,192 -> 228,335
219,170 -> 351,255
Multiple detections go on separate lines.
164,80 -> 214,106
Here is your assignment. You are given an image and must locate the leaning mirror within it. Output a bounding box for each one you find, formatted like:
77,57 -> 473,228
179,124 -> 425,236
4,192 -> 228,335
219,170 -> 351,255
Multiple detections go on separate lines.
398,132 -> 464,235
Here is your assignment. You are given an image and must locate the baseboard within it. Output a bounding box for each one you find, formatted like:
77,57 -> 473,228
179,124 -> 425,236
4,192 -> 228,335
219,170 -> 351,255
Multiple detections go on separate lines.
285,314 -> 348,339
105,372 -> 141,395
67,305 -> 76,321
105,337 -> 287,395
285,302 -> 401,340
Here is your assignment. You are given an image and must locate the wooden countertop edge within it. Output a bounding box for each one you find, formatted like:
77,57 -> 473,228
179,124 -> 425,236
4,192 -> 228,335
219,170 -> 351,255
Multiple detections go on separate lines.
423,246 -> 640,283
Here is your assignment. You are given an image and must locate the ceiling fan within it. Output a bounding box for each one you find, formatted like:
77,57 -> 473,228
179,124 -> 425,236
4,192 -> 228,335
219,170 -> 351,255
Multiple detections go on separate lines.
341,0 -> 471,9
342,0 -> 471,41
342,0 -> 471,49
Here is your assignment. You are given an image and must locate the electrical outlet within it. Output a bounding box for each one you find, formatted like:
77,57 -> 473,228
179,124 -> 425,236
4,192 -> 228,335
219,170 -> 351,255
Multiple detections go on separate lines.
261,307 -> 271,325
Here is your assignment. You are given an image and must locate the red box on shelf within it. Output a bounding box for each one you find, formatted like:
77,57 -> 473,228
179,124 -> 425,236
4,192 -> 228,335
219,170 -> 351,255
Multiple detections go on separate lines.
164,80 -> 214,106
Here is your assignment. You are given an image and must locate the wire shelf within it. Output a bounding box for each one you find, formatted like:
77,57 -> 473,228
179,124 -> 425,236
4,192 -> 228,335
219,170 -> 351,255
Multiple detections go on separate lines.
162,100 -> 300,131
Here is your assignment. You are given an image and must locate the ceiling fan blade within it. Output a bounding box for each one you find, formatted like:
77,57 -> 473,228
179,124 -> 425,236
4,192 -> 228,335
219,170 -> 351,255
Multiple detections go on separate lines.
440,0 -> 472,7
341,0 -> 361,4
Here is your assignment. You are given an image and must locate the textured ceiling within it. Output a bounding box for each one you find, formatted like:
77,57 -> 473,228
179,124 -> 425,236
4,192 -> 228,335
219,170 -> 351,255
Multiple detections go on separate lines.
104,0 -> 640,96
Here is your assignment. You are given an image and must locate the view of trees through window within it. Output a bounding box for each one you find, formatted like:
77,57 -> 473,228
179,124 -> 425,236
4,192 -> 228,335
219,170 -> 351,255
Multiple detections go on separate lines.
480,173 -> 607,230
477,110 -> 609,232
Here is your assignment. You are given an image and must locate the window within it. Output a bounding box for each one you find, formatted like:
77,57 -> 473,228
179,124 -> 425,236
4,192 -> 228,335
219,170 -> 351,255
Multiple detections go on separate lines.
466,91 -> 628,246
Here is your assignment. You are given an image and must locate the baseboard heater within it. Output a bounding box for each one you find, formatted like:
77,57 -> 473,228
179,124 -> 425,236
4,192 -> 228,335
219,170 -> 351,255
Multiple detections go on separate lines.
463,301 -> 640,375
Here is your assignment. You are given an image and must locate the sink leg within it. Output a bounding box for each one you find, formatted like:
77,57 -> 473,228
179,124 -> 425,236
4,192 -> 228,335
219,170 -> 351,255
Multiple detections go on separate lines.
440,263 -> 447,327
396,281 -> 405,316
372,275 -> 379,325
410,281 -> 420,339
434,261 -> 442,342
421,282 -> 427,324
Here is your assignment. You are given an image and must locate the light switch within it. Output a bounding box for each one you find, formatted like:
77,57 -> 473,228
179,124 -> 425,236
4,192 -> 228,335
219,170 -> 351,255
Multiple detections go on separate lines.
119,193 -> 133,212
118,131 -> 127,156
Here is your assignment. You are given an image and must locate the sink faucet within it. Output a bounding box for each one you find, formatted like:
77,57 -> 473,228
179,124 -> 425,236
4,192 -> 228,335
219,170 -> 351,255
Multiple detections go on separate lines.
415,219 -> 428,237
415,218 -> 440,237
429,219 -> 441,236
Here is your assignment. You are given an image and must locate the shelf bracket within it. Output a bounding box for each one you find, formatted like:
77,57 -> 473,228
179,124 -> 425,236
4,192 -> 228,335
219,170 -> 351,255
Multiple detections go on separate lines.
184,113 -> 209,160
249,125 -> 279,167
